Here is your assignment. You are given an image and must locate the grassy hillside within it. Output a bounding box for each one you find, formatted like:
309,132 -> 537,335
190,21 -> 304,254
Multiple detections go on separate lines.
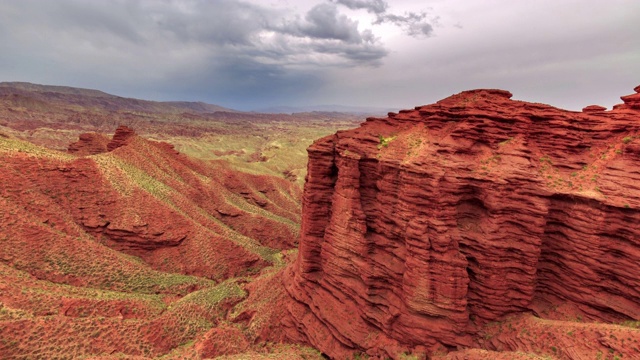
0,82 -> 362,186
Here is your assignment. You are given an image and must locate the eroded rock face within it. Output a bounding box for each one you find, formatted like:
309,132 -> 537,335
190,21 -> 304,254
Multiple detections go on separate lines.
283,87 -> 640,358
621,93 -> 640,109
107,125 -> 136,151
615,85 -> 640,110
68,132 -> 110,155
582,104 -> 607,113
2,126 -> 302,285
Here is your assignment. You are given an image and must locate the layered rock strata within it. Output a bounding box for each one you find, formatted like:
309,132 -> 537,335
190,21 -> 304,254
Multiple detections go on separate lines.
107,125 -> 136,151
67,132 -> 110,155
1,127 -> 302,283
616,85 -> 640,110
284,87 -> 640,358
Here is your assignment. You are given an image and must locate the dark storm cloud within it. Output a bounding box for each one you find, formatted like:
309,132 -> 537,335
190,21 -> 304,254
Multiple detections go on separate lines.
271,3 -> 387,64
0,0 -> 389,108
296,3 -> 363,43
167,55 -> 321,108
0,0 -> 387,61
148,0 -> 271,46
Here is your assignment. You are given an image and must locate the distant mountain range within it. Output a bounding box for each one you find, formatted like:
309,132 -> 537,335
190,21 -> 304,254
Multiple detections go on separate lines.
0,82 -> 396,116
254,104 -> 396,116
0,81 -> 237,114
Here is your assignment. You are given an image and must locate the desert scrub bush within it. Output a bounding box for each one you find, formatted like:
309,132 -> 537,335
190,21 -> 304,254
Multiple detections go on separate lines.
623,136 -> 633,144
0,137 -> 75,161
621,320 -> 640,328
0,303 -> 31,320
377,134 -> 397,149
200,211 -> 281,264
118,160 -> 174,200
121,270 -> 212,295
498,137 -> 514,146
171,280 -> 245,312
398,352 -> 422,360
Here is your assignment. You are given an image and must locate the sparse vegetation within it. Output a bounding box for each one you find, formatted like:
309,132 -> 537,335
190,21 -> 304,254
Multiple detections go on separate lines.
499,137 -> 515,146
0,125 -> 306,358
399,352 -> 422,360
378,134 -> 397,149
3,82 -> 640,360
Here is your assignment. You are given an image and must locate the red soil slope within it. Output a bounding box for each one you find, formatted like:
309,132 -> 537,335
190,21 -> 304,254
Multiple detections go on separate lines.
0,127 -> 309,358
2,126 -> 302,281
282,86 -> 640,359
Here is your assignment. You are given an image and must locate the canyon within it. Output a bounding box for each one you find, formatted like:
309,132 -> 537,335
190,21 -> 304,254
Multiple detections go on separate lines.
1,82 -> 640,359
0,82 -> 354,359
0,122 -> 316,358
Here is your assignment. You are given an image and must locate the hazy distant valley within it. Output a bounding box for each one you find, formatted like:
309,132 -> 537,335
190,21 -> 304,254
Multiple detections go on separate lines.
0,82 -> 364,187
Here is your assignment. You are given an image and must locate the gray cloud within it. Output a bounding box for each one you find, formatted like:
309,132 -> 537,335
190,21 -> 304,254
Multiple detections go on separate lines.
375,12 -> 434,37
332,0 -> 387,14
297,3 -> 363,43
4,0 -> 633,113
149,1 -> 273,46
270,3 -> 387,64
332,0 -> 435,37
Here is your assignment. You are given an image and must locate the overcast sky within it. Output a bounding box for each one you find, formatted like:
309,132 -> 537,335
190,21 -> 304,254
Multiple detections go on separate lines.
1,0 -> 639,111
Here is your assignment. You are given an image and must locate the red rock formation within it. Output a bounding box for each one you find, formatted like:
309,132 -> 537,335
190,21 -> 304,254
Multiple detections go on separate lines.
67,132 -> 110,155
621,93 -> 640,109
195,325 -> 250,357
582,104 -> 606,113
107,125 -> 136,151
615,85 -> 640,110
283,87 -> 640,358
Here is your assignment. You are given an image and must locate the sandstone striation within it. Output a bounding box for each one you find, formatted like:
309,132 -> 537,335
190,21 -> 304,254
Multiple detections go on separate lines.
581,104 -> 606,113
283,86 -> 640,358
107,125 -> 136,151
1,127 -> 302,285
67,132 -> 110,155
621,92 -> 640,109
615,85 -> 640,110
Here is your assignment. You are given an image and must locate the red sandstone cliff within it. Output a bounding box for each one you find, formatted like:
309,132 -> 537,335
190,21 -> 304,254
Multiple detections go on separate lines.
283,86 -> 640,359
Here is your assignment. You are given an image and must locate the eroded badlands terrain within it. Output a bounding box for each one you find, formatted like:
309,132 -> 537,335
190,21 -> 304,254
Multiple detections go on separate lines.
1,83 -> 640,359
